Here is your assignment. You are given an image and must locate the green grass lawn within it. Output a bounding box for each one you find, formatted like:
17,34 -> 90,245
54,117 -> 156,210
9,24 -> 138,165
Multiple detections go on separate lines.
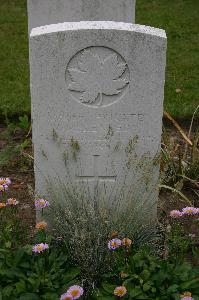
137,0 -> 199,118
0,0 -> 198,121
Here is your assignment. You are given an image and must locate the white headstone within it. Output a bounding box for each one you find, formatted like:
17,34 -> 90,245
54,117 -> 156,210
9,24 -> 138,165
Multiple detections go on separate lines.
27,0 -> 136,33
30,21 -> 166,220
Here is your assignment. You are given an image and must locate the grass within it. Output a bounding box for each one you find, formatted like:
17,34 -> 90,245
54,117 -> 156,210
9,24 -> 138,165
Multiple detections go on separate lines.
0,0 -> 198,120
137,0 -> 199,118
0,0 -> 29,121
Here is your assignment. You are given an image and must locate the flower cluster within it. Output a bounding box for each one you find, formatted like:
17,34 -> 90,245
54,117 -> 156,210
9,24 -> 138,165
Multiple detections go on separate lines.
32,243 -> 49,253
0,177 -> 11,192
114,286 -> 127,298
0,177 -> 20,208
180,291 -> 193,300
108,237 -> 132,251
35,198 -> 50,208
60,285 -> 84,300
170,207 -> 199,218
0,198 -> 19,208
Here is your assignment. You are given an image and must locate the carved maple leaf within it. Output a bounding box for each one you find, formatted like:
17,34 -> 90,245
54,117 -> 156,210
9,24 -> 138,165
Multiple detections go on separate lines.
68,50 -> 129,105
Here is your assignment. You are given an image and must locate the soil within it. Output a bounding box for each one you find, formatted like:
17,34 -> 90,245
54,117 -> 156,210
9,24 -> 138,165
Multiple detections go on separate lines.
0,125 -> 35,239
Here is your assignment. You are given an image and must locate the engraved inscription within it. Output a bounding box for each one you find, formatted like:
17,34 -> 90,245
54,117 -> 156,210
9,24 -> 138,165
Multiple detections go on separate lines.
56,113 -> 145,137
76,155 -> 117,183
66,47 -> 130,107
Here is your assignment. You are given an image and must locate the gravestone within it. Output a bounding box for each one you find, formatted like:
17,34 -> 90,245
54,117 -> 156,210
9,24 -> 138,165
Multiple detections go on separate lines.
30,21 -> 167,220
27,0 -> 136,33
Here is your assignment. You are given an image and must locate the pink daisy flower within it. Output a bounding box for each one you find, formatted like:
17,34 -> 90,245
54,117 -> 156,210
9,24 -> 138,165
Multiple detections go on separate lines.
67,285 -> 84,299
60,293 -> 73,300
108,238 -> 122,250
6,198 -> 19,206
114,286 -> 127,297
32,243 -> 49,253
182,207 -> 198,216
35,198 -> 50,208
169,210 -> 183,218
0,177 -> 11,187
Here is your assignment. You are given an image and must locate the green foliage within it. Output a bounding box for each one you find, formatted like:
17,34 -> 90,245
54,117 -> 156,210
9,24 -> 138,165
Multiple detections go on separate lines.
0,123 -> 32,169
0,0 -> 29,120
0,177 -> 198,299
0,243 -> 80,300
167,224 -> 192,262
18,114 -> 30,131
0,206 -> 22,248
93,249 -> 199,299
0,123 -> 17,140
166,214 -> 199,266
0,140 -> 32,169
18,138 -> 30,151
0,189 -> 80,300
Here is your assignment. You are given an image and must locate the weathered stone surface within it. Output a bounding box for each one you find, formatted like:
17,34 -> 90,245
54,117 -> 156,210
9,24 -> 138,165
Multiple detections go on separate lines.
27,0 -> 136,33
30,21 -> 167,220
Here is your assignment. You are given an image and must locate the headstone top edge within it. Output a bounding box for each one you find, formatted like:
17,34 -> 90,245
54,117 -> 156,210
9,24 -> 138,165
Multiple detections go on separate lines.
30,21 -> 166,39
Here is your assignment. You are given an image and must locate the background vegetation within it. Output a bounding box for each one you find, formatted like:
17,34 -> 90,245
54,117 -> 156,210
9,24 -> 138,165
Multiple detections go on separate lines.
0,0 -> 198,120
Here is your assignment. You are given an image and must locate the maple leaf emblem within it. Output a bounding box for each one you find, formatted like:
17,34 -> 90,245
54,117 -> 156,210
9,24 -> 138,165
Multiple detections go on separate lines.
68,49 -> 129,106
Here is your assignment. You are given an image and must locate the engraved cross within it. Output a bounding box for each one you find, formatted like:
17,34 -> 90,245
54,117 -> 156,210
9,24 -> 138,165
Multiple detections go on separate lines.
76,155 -> 116,183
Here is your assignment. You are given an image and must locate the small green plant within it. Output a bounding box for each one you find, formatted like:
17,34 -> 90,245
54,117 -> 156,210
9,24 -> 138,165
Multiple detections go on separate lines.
52,128 -> 59,141
70,137 -> 80,160
167,224 -> 192,261
16,138 -> 30,152
18,114 -> 30,131
125,136 -> 138,156
41,149 -> 48,159
0,121 -> 33,169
